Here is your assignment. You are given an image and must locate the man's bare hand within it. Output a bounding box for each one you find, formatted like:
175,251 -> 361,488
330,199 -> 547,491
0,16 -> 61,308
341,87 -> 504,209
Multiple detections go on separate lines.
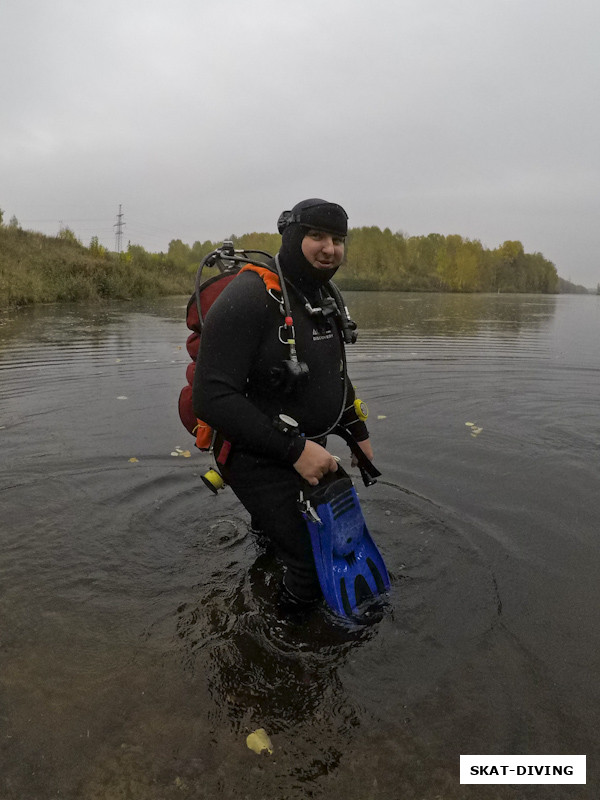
293,440 -> 338,486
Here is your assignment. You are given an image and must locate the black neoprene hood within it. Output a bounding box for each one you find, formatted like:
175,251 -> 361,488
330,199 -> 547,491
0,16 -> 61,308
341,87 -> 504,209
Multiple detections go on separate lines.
277,198 -> 348,238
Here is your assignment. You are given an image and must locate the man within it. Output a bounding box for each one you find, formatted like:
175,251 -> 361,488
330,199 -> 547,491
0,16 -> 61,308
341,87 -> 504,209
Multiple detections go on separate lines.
194,199 -> 372,602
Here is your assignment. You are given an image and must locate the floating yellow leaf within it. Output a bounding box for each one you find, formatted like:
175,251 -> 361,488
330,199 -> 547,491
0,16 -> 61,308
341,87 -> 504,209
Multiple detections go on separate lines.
465,422 -> 475,427
246,728 -> 273,755
377,415 -> 387,420
472,426 -> 483,435
171,446 -> 192,457
128,457 -> 139,463
117,395 -> 128,400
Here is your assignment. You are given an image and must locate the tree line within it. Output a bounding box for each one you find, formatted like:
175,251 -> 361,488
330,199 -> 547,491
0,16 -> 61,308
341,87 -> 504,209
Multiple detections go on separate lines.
165,227 -> 559,293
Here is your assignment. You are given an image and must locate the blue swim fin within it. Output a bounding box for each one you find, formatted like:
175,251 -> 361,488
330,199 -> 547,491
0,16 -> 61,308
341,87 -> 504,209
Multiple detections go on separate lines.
300,467 -> 390,618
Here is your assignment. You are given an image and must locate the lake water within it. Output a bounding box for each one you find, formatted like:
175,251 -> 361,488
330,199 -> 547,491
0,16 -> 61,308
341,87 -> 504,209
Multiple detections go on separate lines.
1,292 -> 599,799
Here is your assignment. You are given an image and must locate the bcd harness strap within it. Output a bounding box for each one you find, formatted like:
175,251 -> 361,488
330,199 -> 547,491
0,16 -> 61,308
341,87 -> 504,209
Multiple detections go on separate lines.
238,263 -> 281,293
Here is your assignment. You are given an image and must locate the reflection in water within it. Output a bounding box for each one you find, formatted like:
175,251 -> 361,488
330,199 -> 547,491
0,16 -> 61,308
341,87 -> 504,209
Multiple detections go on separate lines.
0,298 -> 187,364
342,292 -> 561,366
346,291 -> 558,336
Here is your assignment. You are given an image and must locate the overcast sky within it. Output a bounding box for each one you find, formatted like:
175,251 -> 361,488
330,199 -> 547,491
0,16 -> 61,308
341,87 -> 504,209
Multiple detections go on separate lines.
2,0 -> 599,286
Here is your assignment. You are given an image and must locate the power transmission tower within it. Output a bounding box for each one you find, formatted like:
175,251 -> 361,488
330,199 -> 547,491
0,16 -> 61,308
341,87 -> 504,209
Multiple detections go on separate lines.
114,204 -> 125,253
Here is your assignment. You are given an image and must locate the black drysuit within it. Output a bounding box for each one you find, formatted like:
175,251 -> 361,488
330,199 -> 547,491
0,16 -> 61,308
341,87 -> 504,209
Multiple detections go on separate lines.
193,263 -> 368,600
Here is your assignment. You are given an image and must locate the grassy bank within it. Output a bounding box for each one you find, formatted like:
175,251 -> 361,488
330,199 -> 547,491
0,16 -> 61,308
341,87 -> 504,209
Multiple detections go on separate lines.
0,226 -> 195,309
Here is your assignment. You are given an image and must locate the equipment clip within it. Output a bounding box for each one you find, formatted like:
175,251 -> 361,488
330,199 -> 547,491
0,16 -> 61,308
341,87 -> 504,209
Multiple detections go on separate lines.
298,491 -> 322,524
268,288 -> 284,307
278,322 -> 296,345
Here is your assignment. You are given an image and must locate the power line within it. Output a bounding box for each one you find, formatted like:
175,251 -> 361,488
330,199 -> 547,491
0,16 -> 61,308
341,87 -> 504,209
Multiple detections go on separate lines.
20,217 -> 108,224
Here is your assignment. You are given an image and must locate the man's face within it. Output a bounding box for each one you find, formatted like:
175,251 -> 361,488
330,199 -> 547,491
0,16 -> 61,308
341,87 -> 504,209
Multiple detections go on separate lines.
301,229 -> 345,270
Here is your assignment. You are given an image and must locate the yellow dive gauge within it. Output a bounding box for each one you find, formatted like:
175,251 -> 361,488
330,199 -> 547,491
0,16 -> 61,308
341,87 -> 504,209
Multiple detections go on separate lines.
354,398 -> 369,421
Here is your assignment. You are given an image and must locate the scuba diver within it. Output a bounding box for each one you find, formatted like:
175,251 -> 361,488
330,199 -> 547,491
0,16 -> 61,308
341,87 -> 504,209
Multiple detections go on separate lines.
193,198 -> 378,606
